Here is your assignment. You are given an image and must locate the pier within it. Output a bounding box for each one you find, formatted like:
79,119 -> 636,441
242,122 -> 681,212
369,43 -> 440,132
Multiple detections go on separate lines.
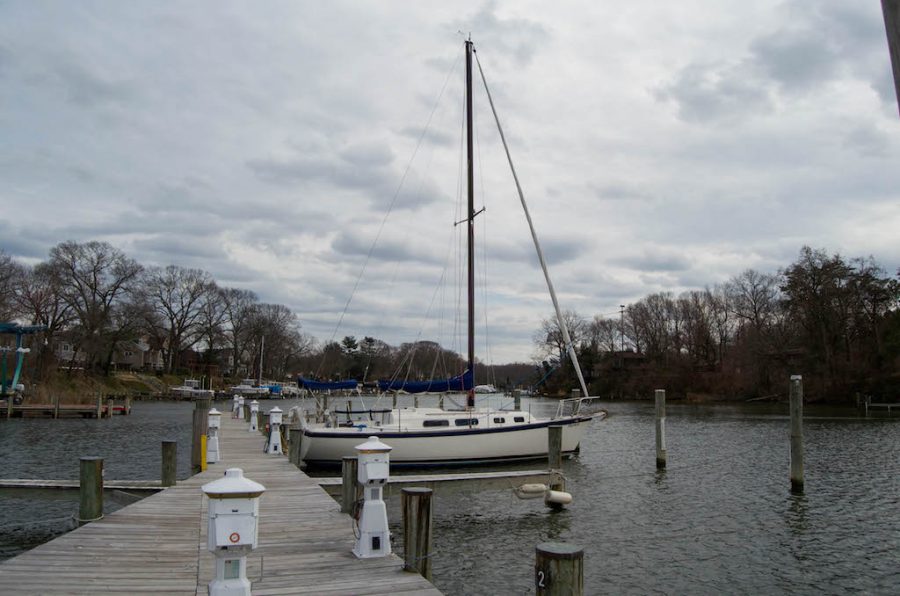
0,413 -> 442,594
2,397 -> 131,419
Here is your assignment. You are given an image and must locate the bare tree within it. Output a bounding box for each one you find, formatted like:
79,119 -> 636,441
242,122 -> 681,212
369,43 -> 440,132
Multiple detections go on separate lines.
13,262 -> 74,377
587,315 -> 619,353
533,309 -> 587,364
221,288 -> 258,379
0,250 -> 25,321
141,265 -> 216,372
47,241 -> 142,373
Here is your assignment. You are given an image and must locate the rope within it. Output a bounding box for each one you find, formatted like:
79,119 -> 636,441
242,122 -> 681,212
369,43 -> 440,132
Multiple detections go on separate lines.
316,46 -> 463,378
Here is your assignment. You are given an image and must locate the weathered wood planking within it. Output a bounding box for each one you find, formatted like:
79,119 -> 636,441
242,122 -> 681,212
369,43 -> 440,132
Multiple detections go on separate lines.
0,413 -> 442,595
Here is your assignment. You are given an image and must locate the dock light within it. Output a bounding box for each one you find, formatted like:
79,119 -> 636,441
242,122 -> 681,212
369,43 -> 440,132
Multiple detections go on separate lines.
265,407 -> 283,455
202,468 -> 265,596
207,408 -> 222,464
232,395 -> 240,419
353,436 -> 392,558
249,400 -> 259,433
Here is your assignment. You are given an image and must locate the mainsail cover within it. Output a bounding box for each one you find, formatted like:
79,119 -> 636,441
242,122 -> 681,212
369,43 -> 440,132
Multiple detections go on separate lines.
298,377 -> 359,391
377,370 -> 473,394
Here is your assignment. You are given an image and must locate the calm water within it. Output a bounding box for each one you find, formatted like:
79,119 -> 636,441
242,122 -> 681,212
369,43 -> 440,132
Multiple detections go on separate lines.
2,398 -> 899,595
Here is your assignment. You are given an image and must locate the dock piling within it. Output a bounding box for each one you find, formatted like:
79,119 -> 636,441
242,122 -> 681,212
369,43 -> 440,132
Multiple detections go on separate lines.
341,456 -> 359,514
78,456 -> 103,524
655,389 -> 667,469
191,398 -> 211,474
95,395 -> 103,419
288,426 -> 302,466
790,375 -> 804,493
546,425 -> 565,509
53,394 -> 60,419
161,440 -> 177,487
106,398 -> 114,419
535,542 -> 583,595
402,487 -> 433,581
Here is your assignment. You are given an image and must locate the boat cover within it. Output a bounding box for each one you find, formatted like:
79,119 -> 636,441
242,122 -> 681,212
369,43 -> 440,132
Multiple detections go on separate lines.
298,377 -> 359,391
377,370 -> 473,393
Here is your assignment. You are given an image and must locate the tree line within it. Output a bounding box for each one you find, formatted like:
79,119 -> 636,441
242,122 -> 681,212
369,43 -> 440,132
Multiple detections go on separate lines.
0,241 -> 313,381
534,247 -> 900,402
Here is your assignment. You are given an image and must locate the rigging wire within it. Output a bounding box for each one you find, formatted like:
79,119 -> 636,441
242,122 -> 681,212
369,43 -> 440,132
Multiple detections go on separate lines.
315,45 -> 463,379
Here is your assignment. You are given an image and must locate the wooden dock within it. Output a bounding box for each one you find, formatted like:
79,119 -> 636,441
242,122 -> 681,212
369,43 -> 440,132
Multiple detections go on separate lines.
2,398 -> 131,419
0,414 -> 442,595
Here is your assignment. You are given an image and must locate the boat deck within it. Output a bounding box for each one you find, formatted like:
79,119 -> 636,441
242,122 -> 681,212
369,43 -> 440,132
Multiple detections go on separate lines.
0,414 -> 442,595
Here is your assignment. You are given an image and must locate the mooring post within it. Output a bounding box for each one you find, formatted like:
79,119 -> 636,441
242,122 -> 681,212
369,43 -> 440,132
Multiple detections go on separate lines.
514,389 -> 522,410
6,394 -> 12,419
655,389 -> 667,469
53,394 -> 60,419
257,410 -> 266,435
243,403 -> 250,422
402,487 -> 434,581
95,394 -> 103,419
288,426 -> 302,466
546,425 -> 566,509
78,456 -> 103,525
191,398 -> 211,474
790,375 -> 804,493
106,398 -> 114,419
341,456 -> 359,514
161,440 -> 177,487
535,542 -> 584,595
124,395 -> 132,415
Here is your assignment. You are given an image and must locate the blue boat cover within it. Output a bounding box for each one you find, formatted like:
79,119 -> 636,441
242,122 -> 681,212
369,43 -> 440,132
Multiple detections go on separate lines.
377,370 -> 473,394
298,377 -> 359,391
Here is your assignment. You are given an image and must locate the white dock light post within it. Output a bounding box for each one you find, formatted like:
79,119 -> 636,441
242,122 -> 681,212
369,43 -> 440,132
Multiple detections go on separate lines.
266,406 -> 283,455
353,436 -> 392,558
248,400 -> 259,432
202,468 -> 266,596
207,408 -> 222,464
237,395 -> 245,420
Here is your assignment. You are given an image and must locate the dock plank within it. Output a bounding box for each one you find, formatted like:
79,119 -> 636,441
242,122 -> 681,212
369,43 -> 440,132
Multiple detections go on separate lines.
0,414 -> 441,595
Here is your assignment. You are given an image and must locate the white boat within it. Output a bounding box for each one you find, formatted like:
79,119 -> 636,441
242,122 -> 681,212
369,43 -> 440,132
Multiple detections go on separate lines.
170,379 -> 214,399
228,379 -> 270,397
298,39 -> 599,467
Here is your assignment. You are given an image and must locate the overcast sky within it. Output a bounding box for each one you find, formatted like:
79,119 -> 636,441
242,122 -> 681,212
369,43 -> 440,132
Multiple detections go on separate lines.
2,1 -> 898,364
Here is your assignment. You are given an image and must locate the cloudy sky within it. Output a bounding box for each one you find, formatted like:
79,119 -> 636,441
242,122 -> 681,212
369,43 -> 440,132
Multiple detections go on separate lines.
1,1 -> 898,363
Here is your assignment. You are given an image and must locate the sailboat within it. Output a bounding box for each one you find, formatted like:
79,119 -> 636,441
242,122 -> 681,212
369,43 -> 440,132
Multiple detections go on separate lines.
297,39 -> 599,467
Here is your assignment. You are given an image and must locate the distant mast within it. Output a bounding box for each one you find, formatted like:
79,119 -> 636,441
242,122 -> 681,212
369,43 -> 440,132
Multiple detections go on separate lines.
465,38 -> 476,408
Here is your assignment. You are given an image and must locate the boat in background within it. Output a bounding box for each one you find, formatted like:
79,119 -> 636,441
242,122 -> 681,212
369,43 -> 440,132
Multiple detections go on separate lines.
170,379 -> 214,399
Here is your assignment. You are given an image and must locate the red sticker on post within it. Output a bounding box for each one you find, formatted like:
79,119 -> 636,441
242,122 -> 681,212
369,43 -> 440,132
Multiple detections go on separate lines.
229,532 -> 240,543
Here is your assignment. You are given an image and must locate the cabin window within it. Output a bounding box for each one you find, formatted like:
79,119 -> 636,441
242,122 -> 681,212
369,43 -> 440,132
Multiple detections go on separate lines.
455,418 -> 478,426
514,416 -> 526,423
423,419 -> 450,427
493,417 -> 506,424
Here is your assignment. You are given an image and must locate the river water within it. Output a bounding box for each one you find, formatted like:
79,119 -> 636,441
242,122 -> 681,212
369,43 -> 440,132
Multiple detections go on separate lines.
1,398 -> 898,594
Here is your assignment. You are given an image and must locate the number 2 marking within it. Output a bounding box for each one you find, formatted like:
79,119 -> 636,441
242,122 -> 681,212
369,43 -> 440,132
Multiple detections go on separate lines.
537,570 -> 546,588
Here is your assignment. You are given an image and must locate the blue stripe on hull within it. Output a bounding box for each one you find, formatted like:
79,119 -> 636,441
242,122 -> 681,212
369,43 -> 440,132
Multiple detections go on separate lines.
302,415 -> 591,440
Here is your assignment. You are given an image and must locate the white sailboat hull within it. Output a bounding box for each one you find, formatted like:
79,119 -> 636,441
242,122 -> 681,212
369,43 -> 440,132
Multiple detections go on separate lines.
299,413 -> 593,467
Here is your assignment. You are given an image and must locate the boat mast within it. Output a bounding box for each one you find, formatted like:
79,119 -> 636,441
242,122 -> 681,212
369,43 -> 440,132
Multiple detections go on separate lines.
465,38 -> 476,409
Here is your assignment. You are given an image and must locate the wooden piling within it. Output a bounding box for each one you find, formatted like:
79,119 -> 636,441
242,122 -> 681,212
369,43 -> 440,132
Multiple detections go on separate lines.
243,404 -> 250,422
78,457 -> 103,524
514,389 -> 522,410
341,456 -> 359,514
124,396 -> 132,415
106,398 -> 114,419
288,427 -> 302,466
95,395 -> 103,419
53,394 -> 60,419
6,395 -> 11,419
790,375 -> 804,493
401,487 -> 433,581
257,410 -> 265,434
546,425 -> 565,509
191,398 -> 211,474
535,542 -> 583,595
161,440 -> 177,487
655,389 -> 667,469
